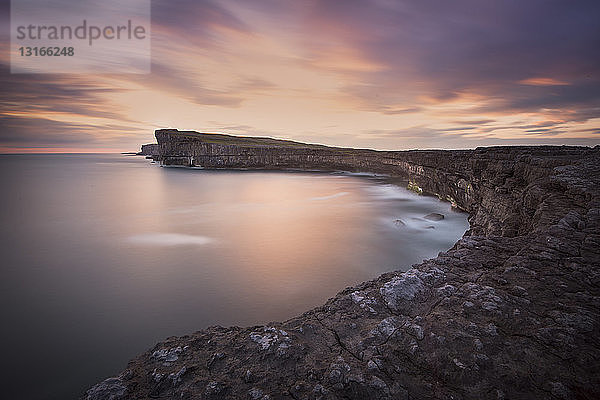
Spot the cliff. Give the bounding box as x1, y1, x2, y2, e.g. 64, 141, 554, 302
137, 143, 159, 157
86, 129, 600, 399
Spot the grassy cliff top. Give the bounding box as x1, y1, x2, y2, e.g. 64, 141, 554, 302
155, 129, 330, 149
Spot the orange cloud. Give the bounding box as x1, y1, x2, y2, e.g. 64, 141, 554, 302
518, 77, 569, 86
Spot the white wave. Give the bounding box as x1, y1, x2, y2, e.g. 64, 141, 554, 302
310, 192, 349, 201
126, 233, 214, 246
364, 185, 412, 200
331, 171, 385, 177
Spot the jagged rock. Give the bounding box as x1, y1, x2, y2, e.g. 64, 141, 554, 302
393, 219, 406, 226
137, 143, 159, 156
424, 212, 445, 221
380, 271, 425, 311
84, 378, 126, 400
86, 131, 600, 399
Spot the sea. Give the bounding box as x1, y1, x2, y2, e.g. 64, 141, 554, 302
0, 154, 469, 399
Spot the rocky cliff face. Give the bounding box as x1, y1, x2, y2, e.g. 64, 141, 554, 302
137, 143, 159, 157
89, 130, 600, 399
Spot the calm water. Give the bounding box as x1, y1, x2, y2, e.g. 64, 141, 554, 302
0, 154, 468, 399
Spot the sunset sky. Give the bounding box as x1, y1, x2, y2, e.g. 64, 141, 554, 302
1, 0, 599, 152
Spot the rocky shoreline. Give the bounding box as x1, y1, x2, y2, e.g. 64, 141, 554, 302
85, 130, 600, 399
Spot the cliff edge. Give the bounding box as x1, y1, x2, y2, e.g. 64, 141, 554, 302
86, 130, 600, 399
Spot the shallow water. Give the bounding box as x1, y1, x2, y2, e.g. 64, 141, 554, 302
0, 154, 468, 399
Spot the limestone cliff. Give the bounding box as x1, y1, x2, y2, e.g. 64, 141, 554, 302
86, 129, 600, 399
137, 143, 159, 157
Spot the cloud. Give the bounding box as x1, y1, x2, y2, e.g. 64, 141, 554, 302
572, 127, 600, 135
143, 62, 244, 107
0, 115, 145, 147
299, 0, 600, 122
451, 119, 496, 125
0, 0, 598, 151
0, 115, 94, 144
235, 77, 278, 93
524, 128, 564, 136
359, 127, 599, 150
151, 0, 251, 46
519, 78, 570, 86
0, 63, 132, 121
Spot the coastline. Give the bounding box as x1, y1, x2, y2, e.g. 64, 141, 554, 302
85, 131, 600, 399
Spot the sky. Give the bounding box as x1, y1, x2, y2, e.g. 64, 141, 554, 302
1, 0, 599, 152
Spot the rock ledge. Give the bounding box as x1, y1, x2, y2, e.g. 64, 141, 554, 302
85, 131, 600, 399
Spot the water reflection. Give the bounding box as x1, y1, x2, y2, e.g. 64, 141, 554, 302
0, 155, 468, 400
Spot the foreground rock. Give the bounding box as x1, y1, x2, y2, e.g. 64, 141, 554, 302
423, 213, 445, 221
86, 131, 600, 399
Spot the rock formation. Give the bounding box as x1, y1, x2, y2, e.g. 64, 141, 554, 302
86, 129, 600, 399
137, 143, 159, 157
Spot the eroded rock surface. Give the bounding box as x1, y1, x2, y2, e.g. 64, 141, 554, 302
85, 131, 600, 399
